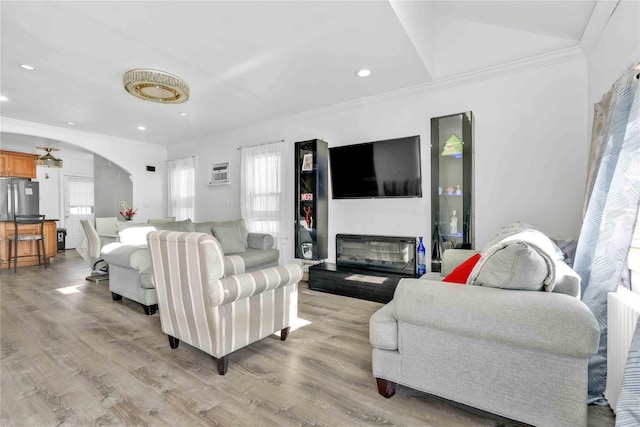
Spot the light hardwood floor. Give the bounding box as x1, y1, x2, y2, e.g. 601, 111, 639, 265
1, 252, 615, 426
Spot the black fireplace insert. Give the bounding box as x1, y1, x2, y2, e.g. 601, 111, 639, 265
336, 234, 416, 276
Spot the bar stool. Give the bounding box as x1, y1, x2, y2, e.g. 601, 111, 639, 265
8, 214, 47, 273
0, 236, 4, 274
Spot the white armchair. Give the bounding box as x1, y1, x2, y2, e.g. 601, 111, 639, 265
147, 230, 303, 374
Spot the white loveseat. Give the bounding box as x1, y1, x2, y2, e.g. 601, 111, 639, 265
102, 219, 279, 315
369, 223, 600, 427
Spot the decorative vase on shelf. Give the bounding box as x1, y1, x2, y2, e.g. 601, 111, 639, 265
417, 237, 426, 277
450, 210, 458, 235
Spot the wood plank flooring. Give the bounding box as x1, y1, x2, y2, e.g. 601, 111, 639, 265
1, 252, 615, 426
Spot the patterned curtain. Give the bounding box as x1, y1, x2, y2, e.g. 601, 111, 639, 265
573, 66, 640, 405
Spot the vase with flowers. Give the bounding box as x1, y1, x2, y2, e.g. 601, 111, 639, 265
119, 201, 137, 221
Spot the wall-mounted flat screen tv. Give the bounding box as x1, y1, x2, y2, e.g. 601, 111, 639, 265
329, 135, 422, 199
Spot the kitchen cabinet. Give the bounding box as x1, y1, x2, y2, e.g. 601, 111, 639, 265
0, 150, 38, 178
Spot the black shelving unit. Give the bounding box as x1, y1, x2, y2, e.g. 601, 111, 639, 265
294, 139, 328, 260
430, 112, 474, 272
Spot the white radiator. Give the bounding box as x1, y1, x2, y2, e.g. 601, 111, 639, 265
605, 286, 640, 413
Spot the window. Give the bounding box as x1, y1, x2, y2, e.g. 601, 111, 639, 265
242, 150, 281, 233
68, 177, 94, 215
240, 141, 289, 260
167, 157, 196, 221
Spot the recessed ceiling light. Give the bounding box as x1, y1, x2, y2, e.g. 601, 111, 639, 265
357, 69, 371, 77
137, 125, 146, 131
0, 95, 8, 102
66, 121, 76, 126
20, 64, 36, 71
178, 112, 188, 116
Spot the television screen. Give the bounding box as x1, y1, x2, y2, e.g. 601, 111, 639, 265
329, 135, 422, 199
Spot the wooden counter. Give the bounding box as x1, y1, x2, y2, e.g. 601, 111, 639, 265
0, 220, 58, 269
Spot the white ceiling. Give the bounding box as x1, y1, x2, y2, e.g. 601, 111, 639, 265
1, 0, 598, 149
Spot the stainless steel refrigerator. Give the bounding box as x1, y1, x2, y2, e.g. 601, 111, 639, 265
0, 178, 40, 221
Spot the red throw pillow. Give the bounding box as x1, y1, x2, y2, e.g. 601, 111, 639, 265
442, 253, 482, 284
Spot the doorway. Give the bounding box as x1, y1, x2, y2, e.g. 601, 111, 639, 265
62, 175, 94, 249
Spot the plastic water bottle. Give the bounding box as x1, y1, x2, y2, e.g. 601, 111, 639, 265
417, 237, 426, 277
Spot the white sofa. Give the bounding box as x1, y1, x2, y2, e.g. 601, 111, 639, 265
369, 223, 600, 427
102, 219, 279, 315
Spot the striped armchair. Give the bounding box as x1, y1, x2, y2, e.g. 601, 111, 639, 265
147, 230, 303, 375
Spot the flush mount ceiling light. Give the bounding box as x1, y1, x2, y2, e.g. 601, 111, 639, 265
123, 68, 189, 104
35, 147, 63, 168
357, 69, 371, 77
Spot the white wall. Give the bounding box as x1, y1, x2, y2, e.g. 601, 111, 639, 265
170, 56, 589, 265
93, 155, 133, 219
586, 0, 640, 110
1, 118, 168, 223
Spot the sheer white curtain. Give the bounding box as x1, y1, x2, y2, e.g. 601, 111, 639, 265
167, 156, 196, 221
240, 141, 292, 263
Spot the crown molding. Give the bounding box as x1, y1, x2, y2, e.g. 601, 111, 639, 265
0, 117, 165, 151
288, 46, 585, 121
418, 46, 585, 91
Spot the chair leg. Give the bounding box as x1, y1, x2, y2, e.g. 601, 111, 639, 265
111, 292, 122, 301
213, 355, 228, 375
376, 378, 396, 398
36, 238, 41, 266
280, 326, 291, 341
168, 335, 179, 349
143, 304, 158, 315
13, 240, 17, 273
41, 238, 47, 268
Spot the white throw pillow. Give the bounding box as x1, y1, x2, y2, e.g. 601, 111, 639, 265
472, 242, 550, 291
213, 225, 247, 254
467, 222, 557, 292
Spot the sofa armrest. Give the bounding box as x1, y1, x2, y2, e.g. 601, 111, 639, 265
247, 232, 275, 250
370, 303, 398, 350
223, 255, 246, 275
441, 249, 479, 276
553, 260, 581, 297
101, 243, 150, 272
208, 263, 302, 306
392, 279, 599, 358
